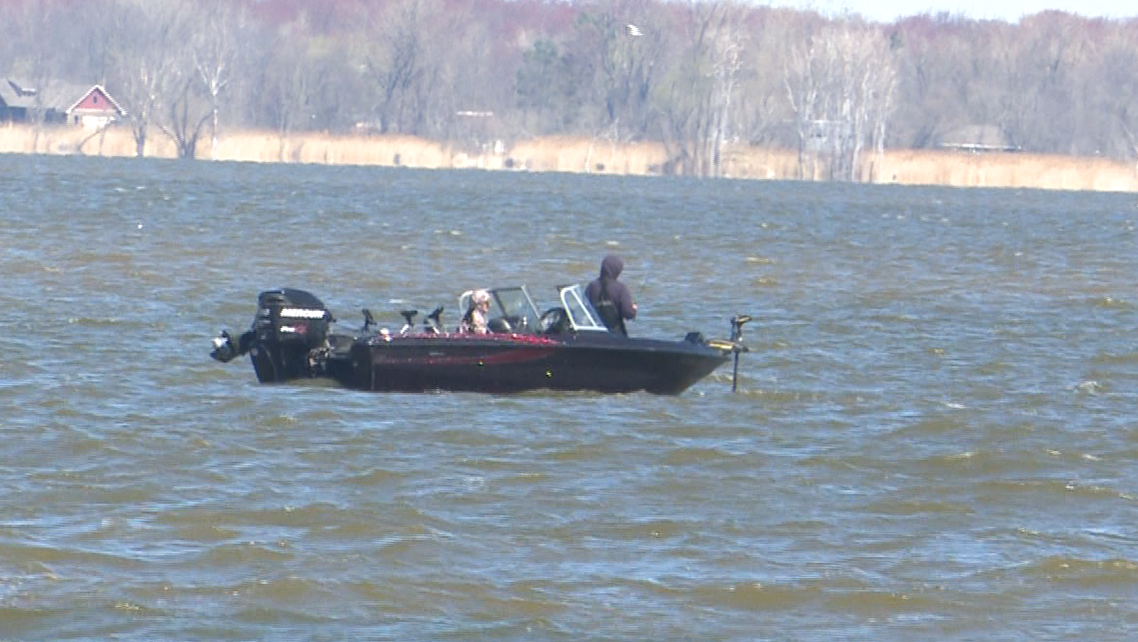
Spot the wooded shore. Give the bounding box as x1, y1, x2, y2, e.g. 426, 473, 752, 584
3, 124, 1136, 193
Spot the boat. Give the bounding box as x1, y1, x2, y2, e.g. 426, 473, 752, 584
209, 283, 750, 395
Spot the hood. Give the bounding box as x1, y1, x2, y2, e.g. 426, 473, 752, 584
599, 255, 624, 280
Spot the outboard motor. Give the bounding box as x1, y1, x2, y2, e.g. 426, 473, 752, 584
249, 288, 333, 383
210, 288, 334, 383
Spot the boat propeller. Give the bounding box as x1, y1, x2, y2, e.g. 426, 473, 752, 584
210, 330, 238, 363
209, 329, 254, 364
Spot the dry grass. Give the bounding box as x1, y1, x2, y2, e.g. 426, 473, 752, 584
2, 123, 1135, 192
506, 136, 669, 174
871, 148, 1138, 192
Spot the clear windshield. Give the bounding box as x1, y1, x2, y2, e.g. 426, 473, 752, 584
557, 284, 608, 332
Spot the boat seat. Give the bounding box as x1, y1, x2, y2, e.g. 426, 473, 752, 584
488, 317, 513, 333
539, 307, 571, 334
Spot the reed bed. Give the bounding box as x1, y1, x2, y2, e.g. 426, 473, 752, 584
1, 123, 1134, 192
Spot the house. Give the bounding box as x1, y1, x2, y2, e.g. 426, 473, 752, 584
66, 85, 126, 128
0, 78, 42, 122
0, 79, 125, 127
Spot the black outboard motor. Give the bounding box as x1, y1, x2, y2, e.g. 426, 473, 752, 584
211, 288, 333, 383
250, 288, 333, 383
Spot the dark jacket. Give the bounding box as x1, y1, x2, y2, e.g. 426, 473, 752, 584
585, 255, 637, 336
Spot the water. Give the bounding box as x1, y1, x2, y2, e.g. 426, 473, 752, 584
2, 153, 1137, 640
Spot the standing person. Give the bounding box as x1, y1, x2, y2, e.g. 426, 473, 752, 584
458, 289, 492, 334
585, 254, 638, 336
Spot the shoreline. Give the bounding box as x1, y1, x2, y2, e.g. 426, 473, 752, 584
3, 124, 1136, 193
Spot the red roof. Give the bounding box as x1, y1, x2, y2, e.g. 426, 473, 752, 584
67, 85, 125, 116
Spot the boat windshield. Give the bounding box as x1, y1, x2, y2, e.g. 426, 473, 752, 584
557, 284, 608, 332
458, 284, 608, 334
458, 286, 542, 333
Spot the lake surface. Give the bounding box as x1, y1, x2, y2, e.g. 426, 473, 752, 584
2, 153, 1137, 640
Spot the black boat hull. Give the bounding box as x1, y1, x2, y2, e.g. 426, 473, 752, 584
334, 333, 729, 394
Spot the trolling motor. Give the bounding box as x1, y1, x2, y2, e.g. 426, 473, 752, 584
729, 314, 752, 392
700, 314, 753, 392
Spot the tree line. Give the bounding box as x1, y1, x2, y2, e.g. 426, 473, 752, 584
2, 0, 1136, 178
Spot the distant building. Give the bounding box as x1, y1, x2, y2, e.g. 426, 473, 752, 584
66, 85, 126, 128
0, 79, 125, 128
0, 78, 42, 122
939, 125, 1020, 153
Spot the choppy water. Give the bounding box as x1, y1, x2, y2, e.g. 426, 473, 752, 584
3, 153, 1138, 640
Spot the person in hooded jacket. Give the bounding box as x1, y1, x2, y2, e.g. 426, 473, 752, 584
585, 255, 638, 336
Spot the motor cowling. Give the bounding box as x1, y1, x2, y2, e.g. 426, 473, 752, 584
250, 288, 333, 383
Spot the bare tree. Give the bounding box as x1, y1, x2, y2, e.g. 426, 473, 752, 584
119, 0, 244, 159
359, 0, 426, 134
108, 0, 193, 157
784, 19, 896, 181
653, 2, 748, 177
569, 0, 666, 148
990, 13, 1083, 154
703, 4, 746, 177
158, 72, 212, 159
192, 0, 250, 159
424, 2, 512, 146
5, 0, 67, 152
730, 8, 795, 149
1065, 19, 1138, 163
890, 15, 977, 149
252, 29, 322, 160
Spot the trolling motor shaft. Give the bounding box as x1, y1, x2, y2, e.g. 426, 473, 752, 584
729, 314, 752, 392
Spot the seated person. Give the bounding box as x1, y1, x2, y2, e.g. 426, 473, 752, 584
458, 289, 491, 334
